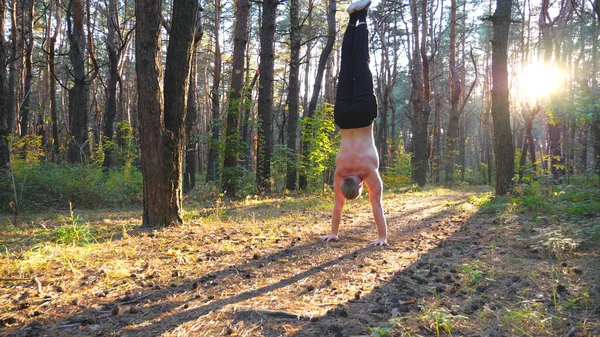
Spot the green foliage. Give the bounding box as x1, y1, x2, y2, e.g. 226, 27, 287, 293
300, 103, 338, 191
0, 161, 142, 212
51, 204, 97, 246
510, 178, 600, 255
460, 262, 484, 285
271, 143, 293, 191
382, 137, 412, 188
369, 326, 391, 337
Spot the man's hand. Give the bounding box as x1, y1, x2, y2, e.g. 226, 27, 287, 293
369, 238, 388, 246
321, 234, 339, 242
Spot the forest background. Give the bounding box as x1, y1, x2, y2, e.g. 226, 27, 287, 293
0, 0, 598, 219
0, 0, 600, 335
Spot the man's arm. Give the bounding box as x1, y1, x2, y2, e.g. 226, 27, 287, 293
366, 171, 388, 246
321, 175, 345, 241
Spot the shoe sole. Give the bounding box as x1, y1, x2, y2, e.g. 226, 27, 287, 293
346, 0, 371, 14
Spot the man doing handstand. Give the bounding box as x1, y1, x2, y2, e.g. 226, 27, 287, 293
320, 0, 388, 246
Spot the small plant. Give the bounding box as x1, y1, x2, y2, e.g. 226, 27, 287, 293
51, 203, 96, 246
460, 263, 484, 285
369, 326, 391, 337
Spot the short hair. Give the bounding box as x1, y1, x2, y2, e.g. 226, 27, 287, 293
341, 176, 361, 200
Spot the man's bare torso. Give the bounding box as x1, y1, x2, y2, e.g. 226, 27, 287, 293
335, 124, 379, 180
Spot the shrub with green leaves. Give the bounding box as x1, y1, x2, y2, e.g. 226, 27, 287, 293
0, 161, 142, 212
300, 103, 338, 191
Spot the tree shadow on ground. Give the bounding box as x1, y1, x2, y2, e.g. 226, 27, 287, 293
8, 190, 599, 337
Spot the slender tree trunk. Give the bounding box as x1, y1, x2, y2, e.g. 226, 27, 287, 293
0, 0, 9, 170
19, 0, 34, 136
518, 106, 539, 180
184, 10, 204, 193
222, 0, 250, 196
299, 0, 336, 189
256, 0, 278, 192
102, 0, 119, 170
47, 0, 62, 159
206, 2, 222, 183
184, 49, 198, 193
285, 0, 300, 191
7, 0, 17, 135
445, 0, 461, 183
490, 0, 514, 195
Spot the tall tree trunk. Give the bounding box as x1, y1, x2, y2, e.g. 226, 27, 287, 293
102, 0, 119, 170
256, 0, 278, 192
302, 0, 314, 117
48, 0, 62, 159
67, 0, 89, 163
299, 0, 335, 189
222, 0, 250, 196
518, 105, 539, 180
206, 2, 222, 183
184, 10, 204, 193
0, 0, 9, 170
19, 0, 34, 136
135, 0, 197, 227
7, 0, 17, 134
285, 0, 300, 191
409, 0, 430, 187
445, 0, 461, 183
591, 14, 600, 184
240, 70, 258, 169
490, 0, 514, 195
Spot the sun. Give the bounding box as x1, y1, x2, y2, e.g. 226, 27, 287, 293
519, 63, 566, 101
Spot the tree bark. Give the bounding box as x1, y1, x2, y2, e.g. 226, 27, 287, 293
67, 0, 89, 163
206, 2, 222, 183
285, 0, 300, 191
409, 0, 430, 187
490, 0, 514, 195
47, 0, 62, 159
19, 0, 34, 136
518, 105, 539, 180
222, 0, 250, 196
445, 0, 461, 183
6, 0, 18, 133
135, 0, 197, 227
102, 0, 119, 170
256, 0, 278, 193
184, 10, 204, 193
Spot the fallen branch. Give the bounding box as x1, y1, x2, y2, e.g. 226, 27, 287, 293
33, 276, 44, 295
250, 309, 313, 321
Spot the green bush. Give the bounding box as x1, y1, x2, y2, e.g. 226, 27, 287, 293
0, 161, 142, 212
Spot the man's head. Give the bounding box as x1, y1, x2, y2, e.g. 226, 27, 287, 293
341, 176, 363, 200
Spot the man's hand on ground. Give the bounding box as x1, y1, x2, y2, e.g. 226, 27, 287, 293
369, 238, 388, 246
320, 234, 339, 242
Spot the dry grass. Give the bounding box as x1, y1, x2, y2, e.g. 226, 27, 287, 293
1, 187, 599, 337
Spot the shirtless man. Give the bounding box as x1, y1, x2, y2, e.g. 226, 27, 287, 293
320, 0, 388, 246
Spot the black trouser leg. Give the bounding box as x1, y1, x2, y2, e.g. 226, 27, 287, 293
335, 25, 355, 107
334, 24, 377, 129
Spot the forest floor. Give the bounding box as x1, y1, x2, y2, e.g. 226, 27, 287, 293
0, 186, 599, 336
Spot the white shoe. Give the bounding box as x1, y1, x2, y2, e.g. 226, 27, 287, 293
346, 0, 371, 14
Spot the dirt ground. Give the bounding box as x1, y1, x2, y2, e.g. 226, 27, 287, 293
1, 187, 599, 336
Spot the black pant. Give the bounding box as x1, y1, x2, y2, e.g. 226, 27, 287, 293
334, 24, 377, 129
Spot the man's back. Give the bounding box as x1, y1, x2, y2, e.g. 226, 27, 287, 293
336, 124, 379, 179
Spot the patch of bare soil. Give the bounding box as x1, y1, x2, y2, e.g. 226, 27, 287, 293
1, 188, 599, 336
